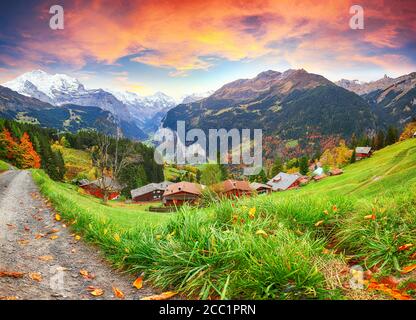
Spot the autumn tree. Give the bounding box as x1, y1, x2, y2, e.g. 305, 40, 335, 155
17, 132, 41, 169
400, 120, 416, 141
92, 132, 142, 203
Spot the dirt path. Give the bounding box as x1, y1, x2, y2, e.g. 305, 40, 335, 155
0, 170, 157, 300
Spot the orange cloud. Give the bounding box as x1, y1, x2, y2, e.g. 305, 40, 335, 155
4, 0, 416, 77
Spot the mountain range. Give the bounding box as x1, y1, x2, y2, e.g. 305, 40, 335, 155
1, 69, 415, 149
163, 69, 416, 146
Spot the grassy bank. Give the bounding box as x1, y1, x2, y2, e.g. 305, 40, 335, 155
0, 159, 10, 172
32, 139, 416, 299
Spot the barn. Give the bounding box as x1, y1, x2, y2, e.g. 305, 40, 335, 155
250, 182, 272, 194
162, 182, 204, 206
355, 147, 373, 160
329, 168, 343, 176
131, 181, 172, 202
267, 172, 301, 191
79, 177, 122, 200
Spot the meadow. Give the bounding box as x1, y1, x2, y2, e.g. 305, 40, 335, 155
31, 138, 416, 299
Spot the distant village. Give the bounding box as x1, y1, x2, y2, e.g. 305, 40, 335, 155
76, 146, 374, 210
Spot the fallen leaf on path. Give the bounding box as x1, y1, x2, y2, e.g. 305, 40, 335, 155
87, 286, 104, 296
141, 291, 177, 300
133, 276, 143, 289
47, 228, 59, 234
55, 213, 61, 221
35, 233, 45, 239
79, 269, 95, 280
17, 239, 29, 245
74, 235, 81, 241
24, 226, 30, 232
6, 223, 16, 229
29, 272, 42, 282
401, 264, 416, 274
0, 271, 25, 278
38, 255, 54, 262
49, 235, 59, 240
112, 287, 125, 299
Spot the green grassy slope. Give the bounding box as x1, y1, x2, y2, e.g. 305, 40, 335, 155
278, 138, 416, 199
32, 139, 416, 300
31, 170, 170, 230
0, 159, 10, 172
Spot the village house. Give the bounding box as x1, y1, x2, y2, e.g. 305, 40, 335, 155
162, 181, 204, 206
312, 166, 324, 176
213, 179, 252, 198
313, 174, 327, 182
267, 172, 301, 191
355, 147, 373, 160
131, 181, 172, 202
250, 182, 272, 194
79, 177, 123, 200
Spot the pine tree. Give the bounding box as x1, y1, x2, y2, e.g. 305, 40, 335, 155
271, 157, 283, 177
299, 156, 309, 175
350, 149, 356, 163
376, 130, 385, 150
385, 126, 399, 146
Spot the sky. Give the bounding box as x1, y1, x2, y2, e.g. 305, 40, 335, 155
0, 0, 415, 99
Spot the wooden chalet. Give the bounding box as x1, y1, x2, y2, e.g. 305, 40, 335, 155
266, 172, 301, 191
355, 147, 373, 160
79, 177, 122, 200
131, 181, 172, 202
250, 182, 272, 194
213, 179, 253, 198
162, 182, 204, 206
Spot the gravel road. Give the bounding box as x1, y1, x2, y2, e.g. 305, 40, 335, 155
0, 170, 157, 300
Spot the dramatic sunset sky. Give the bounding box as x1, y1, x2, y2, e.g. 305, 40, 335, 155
0, 0, 415, 98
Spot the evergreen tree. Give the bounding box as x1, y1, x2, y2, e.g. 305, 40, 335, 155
350, 149, 356, 163
375, 130, 385, 150
385, 126, 399, 146
299, 156, 309, 175
271, 157, 283, 177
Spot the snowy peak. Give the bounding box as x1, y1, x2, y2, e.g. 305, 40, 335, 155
3, 70, 85, 101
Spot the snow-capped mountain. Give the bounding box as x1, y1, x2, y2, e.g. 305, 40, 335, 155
2, 70, 177, 139
180, 90, 214, 104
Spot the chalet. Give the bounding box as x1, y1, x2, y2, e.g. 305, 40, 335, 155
355, 147, 373, 160
329, 168, 343, 176
213, 180, 252, 198
162, 182, 204, 206
80, 177, 123, 200
267, 172, 301, 191
131, 181, 172, 202
298, 176, 310, 185
313, 174, 327, 182
250, 182, 272, 194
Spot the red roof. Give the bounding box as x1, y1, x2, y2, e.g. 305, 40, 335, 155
221, 180, 252, 193
163, 182, 203, 197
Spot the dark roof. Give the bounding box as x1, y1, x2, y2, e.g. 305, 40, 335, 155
88, 177, 123, 191
131, 181, 172, 198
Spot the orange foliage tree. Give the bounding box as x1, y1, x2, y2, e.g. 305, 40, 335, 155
18, 132, 41, 169
0, 129, 41, 169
